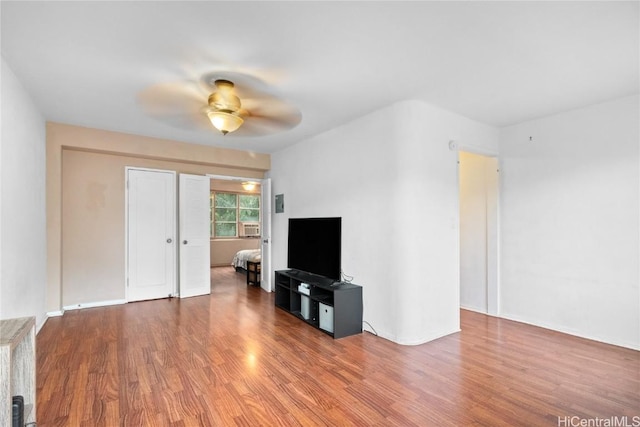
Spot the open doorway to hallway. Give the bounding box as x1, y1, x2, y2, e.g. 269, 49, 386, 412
459, 151, 499, 315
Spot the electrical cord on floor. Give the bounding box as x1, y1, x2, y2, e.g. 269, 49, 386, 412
339, 271, 375, 335
363, 320, 378, 336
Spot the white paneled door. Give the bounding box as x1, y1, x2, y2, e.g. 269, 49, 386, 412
179, 174, 211, 298
126, 168, 176, 302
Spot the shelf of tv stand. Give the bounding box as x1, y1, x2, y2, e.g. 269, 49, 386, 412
275, 270, 363, 339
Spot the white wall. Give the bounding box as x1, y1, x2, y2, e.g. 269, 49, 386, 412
0, 57, 47, 330
500, 95, 639, 350
269, 100, 499, 344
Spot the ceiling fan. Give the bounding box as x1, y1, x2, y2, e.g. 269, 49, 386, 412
137, 71, 302, 137
206, 79, 244, 135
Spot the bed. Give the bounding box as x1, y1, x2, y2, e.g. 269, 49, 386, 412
232, 249, 261, 270
233, 249, 262, 286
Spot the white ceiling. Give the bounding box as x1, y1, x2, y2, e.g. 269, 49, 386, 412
2, 1, 638, 154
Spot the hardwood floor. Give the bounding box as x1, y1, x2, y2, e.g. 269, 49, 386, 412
36, 267, 639, 426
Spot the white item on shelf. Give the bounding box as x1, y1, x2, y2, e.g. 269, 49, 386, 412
319, 302, 334, 333
298, 283, 311, 295
301, 295, 310, 319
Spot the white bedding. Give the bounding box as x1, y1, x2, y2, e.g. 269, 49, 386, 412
232, 249, 261, 269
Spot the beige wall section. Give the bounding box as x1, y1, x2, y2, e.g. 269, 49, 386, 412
48, 122, 270, 310
210, 239, 260, 267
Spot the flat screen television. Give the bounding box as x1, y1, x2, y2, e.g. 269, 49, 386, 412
287, 217, 341, 281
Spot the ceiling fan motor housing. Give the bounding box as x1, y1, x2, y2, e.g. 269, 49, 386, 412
208, 92, 241, 113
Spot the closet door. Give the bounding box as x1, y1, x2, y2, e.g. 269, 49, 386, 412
179, 174, 211, 298
126, 168, 176, 302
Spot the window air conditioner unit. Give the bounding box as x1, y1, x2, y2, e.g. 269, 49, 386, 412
240, 222, 260, 237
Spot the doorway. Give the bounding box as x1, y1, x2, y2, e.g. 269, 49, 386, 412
459, 151, 499, 315
208, 174, 272, 292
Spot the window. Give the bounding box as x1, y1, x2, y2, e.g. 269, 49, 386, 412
239, 194, 260, 222
212, 192, 237, 237
211, 192, 260, 238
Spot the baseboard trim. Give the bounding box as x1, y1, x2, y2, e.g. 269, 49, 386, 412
379, 327, 462, 346
459, 305, 487, 315
499, 312, 640, 351
63, 299, 127, 311
46, 310, 65, 317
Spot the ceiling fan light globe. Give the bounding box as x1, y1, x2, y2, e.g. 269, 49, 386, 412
207, 110, 244, 135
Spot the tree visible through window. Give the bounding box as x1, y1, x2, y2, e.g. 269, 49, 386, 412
239, 194, 260, 222
211, 192, 260, 238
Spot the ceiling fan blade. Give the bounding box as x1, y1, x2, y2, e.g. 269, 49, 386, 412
137, 80, 214, 130
233, 114, 301, 137
223, 83, 302, 136
242, 96, 301, 118
137, 80, 206, 115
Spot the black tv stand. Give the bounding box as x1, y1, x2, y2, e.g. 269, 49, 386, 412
275, 270, 363, 339
286, 269, 335, 286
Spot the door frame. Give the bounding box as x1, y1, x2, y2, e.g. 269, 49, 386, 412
124, 167, 178, 301
259, 177, 272, 293
451, 141, 500, 317
207, 173, 272, 292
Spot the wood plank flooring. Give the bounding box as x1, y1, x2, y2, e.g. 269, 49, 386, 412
36, 267, 639, 426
